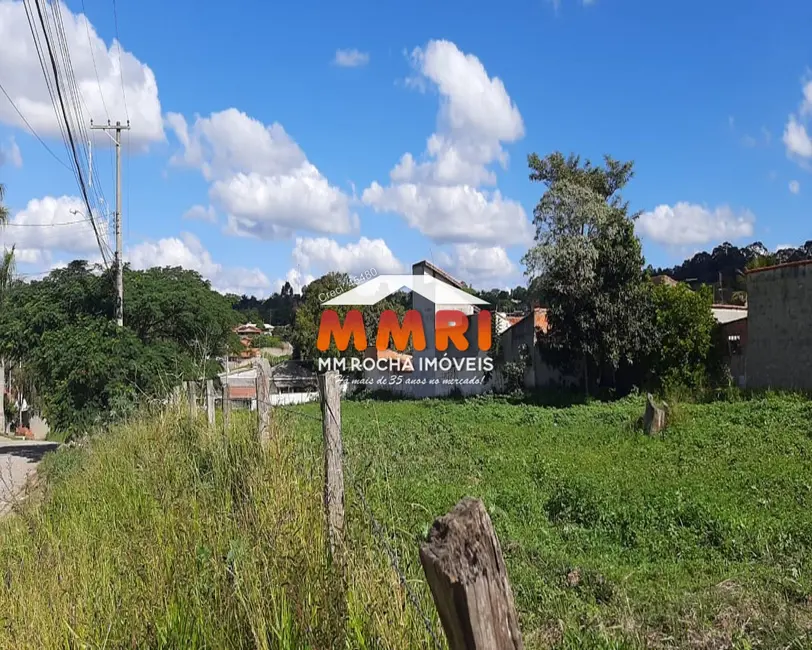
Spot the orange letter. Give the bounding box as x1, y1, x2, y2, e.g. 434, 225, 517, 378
317, 310, 367, 352
478, 310, 492, 351
377, 310, 426, 352
436, 310, 468, 351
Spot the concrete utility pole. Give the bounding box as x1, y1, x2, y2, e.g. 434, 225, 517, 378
90, 119, 130, 326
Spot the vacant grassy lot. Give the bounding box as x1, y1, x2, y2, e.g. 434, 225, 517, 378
0, 409, 438, 649
283, 394, 812, 649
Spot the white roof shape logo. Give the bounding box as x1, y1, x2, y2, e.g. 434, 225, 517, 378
322, 274, 488, 306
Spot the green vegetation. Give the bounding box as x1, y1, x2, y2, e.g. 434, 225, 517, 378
647, 283, 719, 391
0, 263, 238, 434
0, 409, 437, 648
253, 333, 283, 348
280, 395, 811, 649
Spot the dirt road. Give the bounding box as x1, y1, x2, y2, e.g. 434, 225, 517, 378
0, 440, 59, 515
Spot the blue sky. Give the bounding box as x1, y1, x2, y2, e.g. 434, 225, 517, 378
0, 0, 811, 295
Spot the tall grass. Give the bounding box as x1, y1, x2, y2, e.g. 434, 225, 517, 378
0, 407, 441, 649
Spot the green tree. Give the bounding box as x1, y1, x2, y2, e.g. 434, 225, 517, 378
0, 261, 239, 434
291, 273, 406, 361
648, 283, 717, 390
522, 152, 650, 393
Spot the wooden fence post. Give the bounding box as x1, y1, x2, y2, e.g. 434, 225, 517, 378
256, 359, 271, 447
186, 381, 198, 417
318, 371, 344, 558
206, 379, 215, 426
223, 383, 231, 433
419, 497, 524, 650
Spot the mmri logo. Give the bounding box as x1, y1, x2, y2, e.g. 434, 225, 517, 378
317, 274, 492, 353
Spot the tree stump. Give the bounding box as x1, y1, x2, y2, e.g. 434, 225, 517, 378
419, 497, 523, 650
643, 393, 667, 436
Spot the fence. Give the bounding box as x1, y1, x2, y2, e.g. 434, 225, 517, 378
177, 369, 525, 650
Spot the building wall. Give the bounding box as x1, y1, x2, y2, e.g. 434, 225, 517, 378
410, 262, 486, 397
496, 315, 575, 390
747, 262, 812, 390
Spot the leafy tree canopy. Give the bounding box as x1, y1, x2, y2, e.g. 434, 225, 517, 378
523, 152, 650, 390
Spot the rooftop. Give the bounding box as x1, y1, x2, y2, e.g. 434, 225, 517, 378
413, 259, 467, 291
745, 259, 812, 276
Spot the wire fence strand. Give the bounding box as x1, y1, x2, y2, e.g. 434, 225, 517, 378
272, 399, 443, 649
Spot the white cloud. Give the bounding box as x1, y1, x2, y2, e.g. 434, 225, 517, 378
0, 137, 22, 167
273, 268, 315, 294
783, 79, 812, 161
789, 180, 801, 194
127, 232, 271, 296
182, 204, 217, 223
292, 236, 404, 275
0, 0, 163, 146
783, 115, 812, 159
167, 108, 356, 239
637, 202, 756, 246
333, 49, 369, 68
363, 183, 530, 245
362, 40, 533, 247
437, 244, 517, 288
2, 195, 110, 265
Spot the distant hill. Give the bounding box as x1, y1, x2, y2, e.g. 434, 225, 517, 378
652, 240, 812, 303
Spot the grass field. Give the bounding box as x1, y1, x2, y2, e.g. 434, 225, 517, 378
0, 408, 438, 649
282, 393, 812, 649
0, 394, 810, 648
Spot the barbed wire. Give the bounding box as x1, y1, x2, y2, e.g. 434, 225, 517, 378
271, 399, 443, 649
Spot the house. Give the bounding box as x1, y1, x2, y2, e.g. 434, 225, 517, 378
234, 323, 263, 337
218, 364, 258, 410
496, 308, 574, 390
268, 360, 318, 395
712, 304, 748, 387
745, 259, 812, 391
409, 260, 489, 397
263, 323, 275, 333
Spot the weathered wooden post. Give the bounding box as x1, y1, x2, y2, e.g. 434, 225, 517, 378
206, 379, 215, 426
256, 359, 271, 447
419, 497, 524, 650
222, 383, 231, 433
318, 370, 344, 558
186, 381, 198, 417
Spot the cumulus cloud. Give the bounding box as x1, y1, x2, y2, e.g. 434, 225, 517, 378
2, 195, 110, 267
637, 202, 756, 246
273, 268, 316, 294
0, 0, 163, 146
333, 49, 369, 67
167, 108, 356, 239
436, 244, 517, 288
0, 137, 22, 167
182, 204, 217, 223
127, 232, 271, 296
783, 79, 812, 161
362, 40, 533, 247
789, 180, 801, 195
292, 236, 404, 276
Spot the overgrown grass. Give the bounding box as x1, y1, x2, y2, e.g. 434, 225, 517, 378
283, 393, 812, 649
0, 407, 440, 649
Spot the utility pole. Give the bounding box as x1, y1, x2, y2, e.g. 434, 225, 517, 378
90, 119, 130, 326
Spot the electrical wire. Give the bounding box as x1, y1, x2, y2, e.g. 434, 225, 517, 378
0, 80, 72, 172
29, 0, 109, 268
111, 0, 129, 122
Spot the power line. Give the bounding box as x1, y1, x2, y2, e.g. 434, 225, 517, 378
0, 80, 72, 172
1, 219, 95, 228
111, 0, 129, 122
28, 0, 110, 268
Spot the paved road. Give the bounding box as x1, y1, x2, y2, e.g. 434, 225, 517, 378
0, 440, 59, 515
